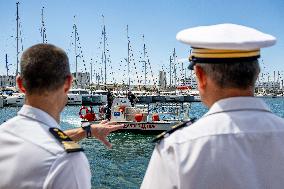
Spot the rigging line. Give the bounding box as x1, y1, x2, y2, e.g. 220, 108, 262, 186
149, 61, 157, 85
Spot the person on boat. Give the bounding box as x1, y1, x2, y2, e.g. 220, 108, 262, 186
141, 24, 284, 189
105, 89, 114, 120
127, 91, 137, 107
0, 44, 123, 189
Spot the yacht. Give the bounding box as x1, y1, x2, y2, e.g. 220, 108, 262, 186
91, 90, 108, 105
1, 91, 25, 107
67, 88, 90, 105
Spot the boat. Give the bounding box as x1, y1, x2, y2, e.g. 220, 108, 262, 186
134, 91, 153, 103
2, 93, 25, 107
79, 97, 191, 134
0, 95, 4, 108
91, 90, 108, 105
67, 88, 90, 105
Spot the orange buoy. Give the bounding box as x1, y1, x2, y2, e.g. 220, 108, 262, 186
119, 105, 126, 112
152, 113, 160, 121
135, 113, 143, 122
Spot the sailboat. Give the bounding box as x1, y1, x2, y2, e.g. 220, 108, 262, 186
2, 2, 25, 107
66, 17, 92, 105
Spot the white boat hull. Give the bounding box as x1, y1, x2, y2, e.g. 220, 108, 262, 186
90, 120, 181, 134
4, 94, 25, 106
120, 121, 180, 131
67, 94, 82, 105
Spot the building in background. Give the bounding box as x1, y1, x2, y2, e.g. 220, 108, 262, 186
72, 72, 90, 89
178, 75, 197, 89
256, 81, 281, 90
159, 71, 167, 90
0, 75, 16, 87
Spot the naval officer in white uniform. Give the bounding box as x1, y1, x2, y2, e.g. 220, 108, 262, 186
0, 44, 123, 189
141, 24, 284, 189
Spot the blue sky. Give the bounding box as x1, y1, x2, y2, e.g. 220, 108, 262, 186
0, 0, 283, 84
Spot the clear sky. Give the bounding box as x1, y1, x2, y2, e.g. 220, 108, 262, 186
0, 0, 283, 84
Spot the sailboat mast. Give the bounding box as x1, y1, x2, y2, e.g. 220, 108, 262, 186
103, 24, 106, 86
173, 48, 177, 87
90, 58, 93, 84
16, 2, 19, 76
127, 25, 130, 89
101, 52, 103, 85
169, 56, 172, 88
5, 54, 8, 76
41, 7, 46, 43
143, 35, 146, 87
74, 22, 78, 85
184, 62, 186, 79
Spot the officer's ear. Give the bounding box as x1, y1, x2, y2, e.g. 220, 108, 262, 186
64, 74, 73, 94
16, 75, 26, 94
194, 65, 207, 91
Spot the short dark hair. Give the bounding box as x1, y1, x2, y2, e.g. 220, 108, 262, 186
20, 44, 70, 94
197, 60, 260, 89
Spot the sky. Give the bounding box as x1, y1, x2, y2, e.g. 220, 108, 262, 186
0, 0, 284, 84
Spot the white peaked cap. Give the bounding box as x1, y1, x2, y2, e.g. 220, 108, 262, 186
176, 23, 276, 50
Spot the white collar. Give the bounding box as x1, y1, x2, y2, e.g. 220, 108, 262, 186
204, 97, 270, 117
18, 105, 59, 129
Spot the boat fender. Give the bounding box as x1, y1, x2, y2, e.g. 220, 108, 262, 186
152, 113, 160, 121
135, 113, 143, 122
152, 118, 197, 143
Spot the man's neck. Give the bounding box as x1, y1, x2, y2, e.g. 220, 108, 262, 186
25, 93, 63, 123
206, 87, 254, 108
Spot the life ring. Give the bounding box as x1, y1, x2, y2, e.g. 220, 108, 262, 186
79, 106, 96, 121
79, 106, 89, 119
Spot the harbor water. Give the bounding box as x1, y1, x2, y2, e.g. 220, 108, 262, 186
1, 98, 284, 188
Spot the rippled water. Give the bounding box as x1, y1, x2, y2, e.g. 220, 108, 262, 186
1, 98, 284, 188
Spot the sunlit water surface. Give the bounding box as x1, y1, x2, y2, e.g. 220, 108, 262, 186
0, 98, 283, 188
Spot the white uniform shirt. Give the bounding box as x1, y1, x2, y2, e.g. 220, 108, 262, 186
0, 105, 91, 189
141, 97, 284, 189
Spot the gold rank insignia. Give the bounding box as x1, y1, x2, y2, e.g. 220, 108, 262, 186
49, 127, 84, 153
152, 118, 196, 143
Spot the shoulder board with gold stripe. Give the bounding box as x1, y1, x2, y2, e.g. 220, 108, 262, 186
49, 127, 84, 153
152, 118, 196, 143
